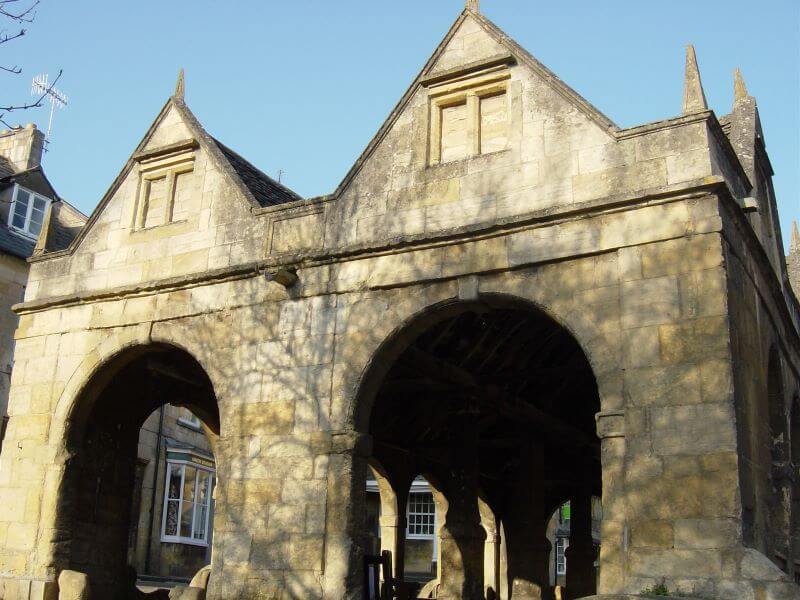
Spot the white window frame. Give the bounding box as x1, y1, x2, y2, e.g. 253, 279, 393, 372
405, 491, 437, 540
8, 184, 50, 239
177, 412, 201, 430
556, 536, 567, 576
160, 459, 215, 547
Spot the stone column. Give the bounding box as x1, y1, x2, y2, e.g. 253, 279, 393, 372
504, 442, 550, 600
322, 431, 371, 600
564, 492, 596, 598
479, 496, 500, 598
437, 418, 486, 600
594, 410, 626, 595
377, 475, 410, 599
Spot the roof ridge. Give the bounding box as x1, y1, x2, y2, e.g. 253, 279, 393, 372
211, 137, 302, 202
470, 11, 618, 132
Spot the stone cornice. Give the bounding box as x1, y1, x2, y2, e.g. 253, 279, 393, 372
420, 53, 515, 87
132, 138, 198, 162
14, 178, 727, 315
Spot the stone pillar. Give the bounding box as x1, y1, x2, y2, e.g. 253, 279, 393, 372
438, 418, 485, 600
478, 496, 500, 599
594, 410, 626, 595
504, 442, 550, 600
376, 475, 410, 599
564, 493, 596, 599
321, 431, 371, 600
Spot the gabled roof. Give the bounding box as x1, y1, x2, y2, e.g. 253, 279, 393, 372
1, 165, 61, 201
0, 165, 85, 259
213, 138, 302, 207
45, 95, 303, 258
332, 8, 618, 198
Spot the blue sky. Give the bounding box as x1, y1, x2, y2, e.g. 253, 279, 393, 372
4, 0, 799, 249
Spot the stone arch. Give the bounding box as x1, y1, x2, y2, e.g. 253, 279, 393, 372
352, 292, 603, 599
44, 337, 221, 598
351, 291, 611, 433
50, 324, 224, 455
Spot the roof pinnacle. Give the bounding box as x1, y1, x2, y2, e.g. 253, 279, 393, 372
734, 67, 749, 102
682, 45, 708, 114
174, 68, 185, 100
792, 220, 800, 252
466, 0, 479, 13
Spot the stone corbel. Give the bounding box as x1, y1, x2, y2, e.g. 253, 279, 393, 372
595, 410, 625, 439
330, 430, 373, 457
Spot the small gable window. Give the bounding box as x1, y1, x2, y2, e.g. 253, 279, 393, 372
9, 185, 49, 239
425, 56, 513, 166
132, 140, 197, 231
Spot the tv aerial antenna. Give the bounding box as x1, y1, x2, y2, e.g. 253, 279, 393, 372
31, 73, 68, 147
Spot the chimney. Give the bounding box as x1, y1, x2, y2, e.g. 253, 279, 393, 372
0, 123, 45, 172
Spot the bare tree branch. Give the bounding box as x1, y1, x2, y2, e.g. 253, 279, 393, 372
0, 0, 53, 126
0, 0, 39, 23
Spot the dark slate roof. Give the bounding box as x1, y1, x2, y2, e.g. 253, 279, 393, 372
0, 226, 35, 259
213, 138, 302, 207
0, 157, 13, 179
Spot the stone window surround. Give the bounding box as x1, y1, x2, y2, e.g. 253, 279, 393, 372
160, 458, 215, 547
132, 140, 197, 231
426, 59, 512, 166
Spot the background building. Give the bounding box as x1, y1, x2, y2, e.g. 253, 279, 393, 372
0, 125, 86, 449
129, 405, 216, 586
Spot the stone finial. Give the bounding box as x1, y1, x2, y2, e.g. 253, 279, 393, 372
682, 45, 708, 114
734, 67, 749, 102
789, 220, 800, 298
175, 68, 185, 100
465, 0, 479, 12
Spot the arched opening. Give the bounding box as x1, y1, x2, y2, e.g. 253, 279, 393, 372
356, 296, 601, 600
55, 343, 220, 599
791, 394, 800, 581
545, 497, 602, 596
767, 347, 789, 569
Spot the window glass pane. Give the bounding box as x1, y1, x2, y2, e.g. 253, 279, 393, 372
168, 465, 182, 500
165, 500, 180, 536
12, 191, 29, 230
28, 218, 42, 236
407, 492, 436, 537
14, 190, 30, 213
32, 196, 46, 211
193, 505, 207, 540
197, 471, 210, 504
183, 466, 197, 502
180, 500, 194, 537
11, 213, 26, 229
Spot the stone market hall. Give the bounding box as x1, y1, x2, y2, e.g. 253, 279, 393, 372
1, 2, 799, 599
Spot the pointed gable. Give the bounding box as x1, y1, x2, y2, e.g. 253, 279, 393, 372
329, 10, 622, 247
25, 94, 303, 300
429, 14, 507, 76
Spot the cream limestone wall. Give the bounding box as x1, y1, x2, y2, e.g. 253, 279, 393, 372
0, 8, 797, 600
0, 254, 27, 438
